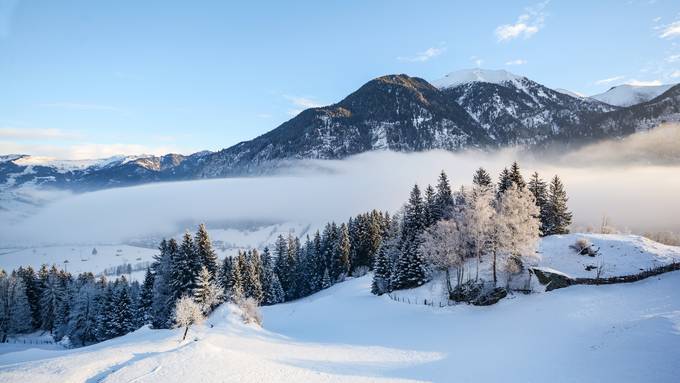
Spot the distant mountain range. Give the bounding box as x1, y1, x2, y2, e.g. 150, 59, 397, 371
2, 69, 679, 192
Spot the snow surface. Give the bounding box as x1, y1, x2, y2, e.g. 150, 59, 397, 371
590, 83, 675, 107
537, 233, 680, 278
432, 68, 524, 89
2, 272, 680, 382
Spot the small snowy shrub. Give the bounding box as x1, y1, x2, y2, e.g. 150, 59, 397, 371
570, 238, 598, 256
238, 297, 262, 325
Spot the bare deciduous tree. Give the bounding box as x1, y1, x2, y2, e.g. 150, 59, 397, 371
174, 296, 204, 341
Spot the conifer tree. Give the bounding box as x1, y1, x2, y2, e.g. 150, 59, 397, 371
16, 266, 41, 329
509, 161, 526, 190
545, 175, 573, 235
39, 269, 63, 334
152, 239, 175, 329
230, 252, 245, 300
423, 184, 437, 227
371, 243, 392, 295
244, 250, 264, 303
138, 267, 154, 325
497, 167, 512, 197
528, 172, 550, 235
321, 268, 331, 289
473, 167, 493, 190
433, 171, 454, 220
260, 247, 284, 305
193, 266, 223, 313
194, 224, 219, 280
170, 232, 200, 300
219, 256, 234, 295
337, 223, 351, 279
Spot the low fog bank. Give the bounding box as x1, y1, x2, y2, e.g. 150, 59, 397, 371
1, 144, 679, 246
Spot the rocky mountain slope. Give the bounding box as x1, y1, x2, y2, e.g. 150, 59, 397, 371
2, 69, 679, 191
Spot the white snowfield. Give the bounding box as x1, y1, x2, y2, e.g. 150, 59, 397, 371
0, 222, 309, 280
432, 68, 524, 89
590, 83, 675, 107
2, 272, 680, 382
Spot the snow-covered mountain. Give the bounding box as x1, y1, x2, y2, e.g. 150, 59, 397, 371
591, 83, 676, 107
2, 69, 680, 191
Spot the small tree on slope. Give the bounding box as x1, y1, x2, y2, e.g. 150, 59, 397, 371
174, 296, 204, 341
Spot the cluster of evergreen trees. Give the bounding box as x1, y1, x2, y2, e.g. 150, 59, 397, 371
219, 211, 391, 305
0, 264, 143, 346
372, 162, 572, 296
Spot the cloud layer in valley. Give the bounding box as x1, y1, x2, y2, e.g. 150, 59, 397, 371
2, 128, 680, 246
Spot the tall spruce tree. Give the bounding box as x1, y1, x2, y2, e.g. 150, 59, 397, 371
434, 171, 454, 221
194, 224, 219, 280
424, 184, 437, 227
528, 172, 550, 236
497, 167, 512, 197
546, 175, 573, 235
508, 161, 526, 190
138, 267, 154, 325
473, 167, 493, 190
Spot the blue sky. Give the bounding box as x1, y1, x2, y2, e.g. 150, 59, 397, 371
1, 0, 680, 159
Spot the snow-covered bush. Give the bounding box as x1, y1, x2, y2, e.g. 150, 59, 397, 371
174, 296, 204, 340
351, 266, 370, 278
238, 297, 262, 325
570, 238, 598, 256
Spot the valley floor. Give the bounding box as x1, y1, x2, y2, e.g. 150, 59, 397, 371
1, 272, 680, 382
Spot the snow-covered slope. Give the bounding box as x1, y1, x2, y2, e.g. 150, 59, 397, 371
2, 272, 680, 382
591, 83, 676, 107
537, 233, 680, 278
554, 88, 586, 99
431, 68, 524, 89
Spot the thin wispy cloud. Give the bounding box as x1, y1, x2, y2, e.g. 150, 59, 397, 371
667, 54, 680, 63
285, 96, 324, 116
397, 46, 446, 62
495, 1, 549, 42
505, 59, 528, 65
671, 70, 680, 78
40, 102, 124, 112
659, 20, 680, 39
0, 127, 83, 141
595, 76, 625, 85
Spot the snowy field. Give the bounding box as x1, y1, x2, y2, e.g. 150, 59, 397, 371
0, 222, 309, 280
1, 272, 679, 382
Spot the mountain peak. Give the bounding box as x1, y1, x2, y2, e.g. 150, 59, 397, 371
432, 68, 524, 89
591, 83, 676, 107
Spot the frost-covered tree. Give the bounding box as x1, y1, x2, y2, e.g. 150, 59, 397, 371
110, 278, 135, 337
193, 266, 223, 314
194, 224, 219, 280
462, 186, 495, 281
243, 250, 263, 303
545, 175, 573, 235
174, 296, 203, 341
420, 220, 466, 295
230, 252, 245, 301
491, 184, 540, 286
